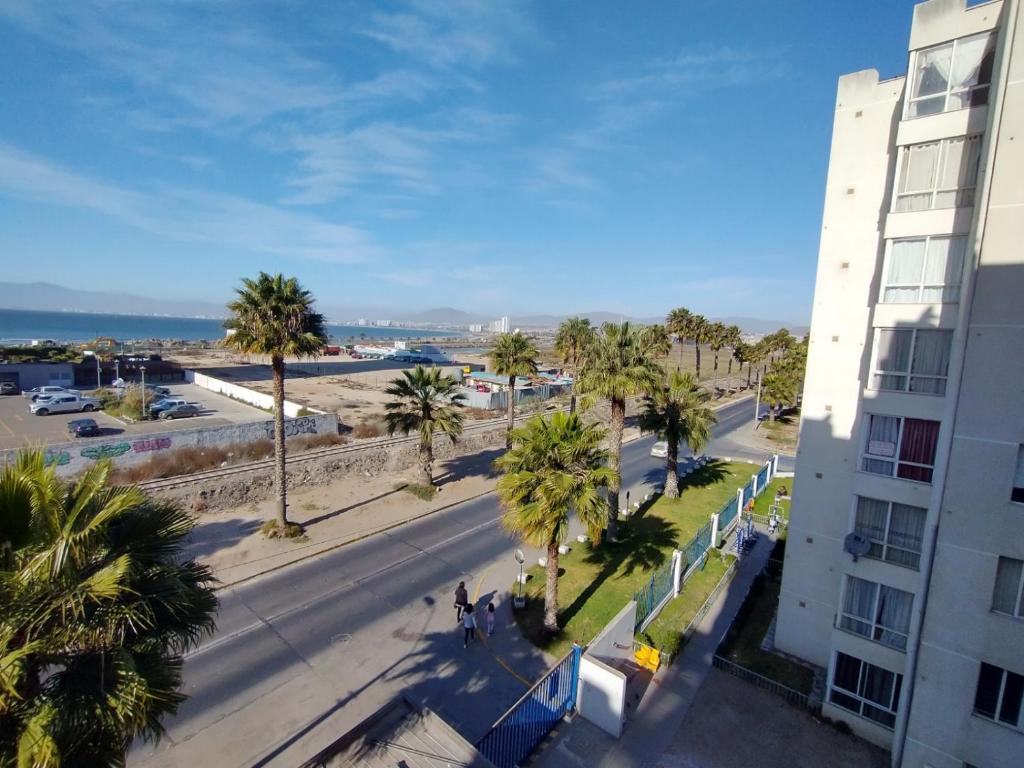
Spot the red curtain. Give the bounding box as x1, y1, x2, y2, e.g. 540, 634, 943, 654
897, 419, 939, 482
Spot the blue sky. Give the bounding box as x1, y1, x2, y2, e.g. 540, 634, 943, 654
0, 1, 920, 322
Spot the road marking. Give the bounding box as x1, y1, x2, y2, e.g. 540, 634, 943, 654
0, 418, 14, 437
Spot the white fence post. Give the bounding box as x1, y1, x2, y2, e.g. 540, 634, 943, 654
672, 549, 683, 597
736, 488, 743, 519
710, 515, 720, 552
772, 453, 779, 477
751, 473, 759, 497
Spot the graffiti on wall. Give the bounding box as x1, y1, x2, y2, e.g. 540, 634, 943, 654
133, 437, 172, 453
44, 449, 71, 466
81, 443, 132, 461
263, 416, 318, 440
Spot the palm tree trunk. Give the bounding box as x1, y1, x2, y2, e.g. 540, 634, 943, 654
694, 344, 701, 379
506, 375, 516, 448
271, 354, 288, 527
544, 541, 559, 633
605, 396, 625, 542
665, 433, 679, 499
768, 406, 776, 423
727, 357, 733, 376
746, 363, 752, 388
420, 436, 434, 488
713, 352, 719, 395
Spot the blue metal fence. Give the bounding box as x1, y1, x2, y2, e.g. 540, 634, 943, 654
757, 464, 770, 492
740, 478, 755, 507
717, 495, 738, 533
476, 644, 582, 768
681, 518, 714, 575
634, 557, 675, 630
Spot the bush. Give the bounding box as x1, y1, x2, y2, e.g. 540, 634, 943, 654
296, 406, 313, 417
353, 420, 384, 439
402, 483, 437, 501
259, 520, 306, 539
108, 440, 275, 484
290, 432, 346, 450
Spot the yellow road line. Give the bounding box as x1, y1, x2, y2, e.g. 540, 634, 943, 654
0, 418, 15, 437
472, 564, 532, 687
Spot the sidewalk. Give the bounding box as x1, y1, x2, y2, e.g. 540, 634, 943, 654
531, 531, 775, 768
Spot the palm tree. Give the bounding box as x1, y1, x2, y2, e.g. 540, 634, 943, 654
489, 332, 539, 448
733, 340, 754, 388
723, 325, 742, 378
224, 272, 326, 531
495, 413, 615, 633
0, 451, 217, 767
707, 321, 728, 396
554, 317, 595, 414
577, 322, 662, 542
761, 370, 799, 422
665, 307, 693, 373
638, 323, 672, 359
690, 314, 710, 380
638, 372, 716, 499
384, 366, 466, 489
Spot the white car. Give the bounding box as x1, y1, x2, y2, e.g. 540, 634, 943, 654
650, 441, 669, 458
22, 386, 81, 401
30, 395, 101, 416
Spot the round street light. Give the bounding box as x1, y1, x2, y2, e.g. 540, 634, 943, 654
513, 549, 526, 610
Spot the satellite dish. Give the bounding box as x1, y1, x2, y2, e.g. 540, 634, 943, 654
514, 549, 525, 564
843, 533, 871, 561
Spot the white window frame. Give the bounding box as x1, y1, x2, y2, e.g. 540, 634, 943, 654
880, 236, 966, 305
992, 556, 1024, 620
891, 135, 983, 212
974, 663, 1024, 730
906, 32, 995, 118
829, 652, 903, 729
869, 328, 952, 396
838, 576, 913, 651
853, 497, 926, 570
860, 414, 939, 483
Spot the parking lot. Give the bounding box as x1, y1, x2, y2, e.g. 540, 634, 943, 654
0, 383, 272, 451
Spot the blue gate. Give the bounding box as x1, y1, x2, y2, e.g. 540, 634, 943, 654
476, 644, 582, 768
634, 558, 675, 630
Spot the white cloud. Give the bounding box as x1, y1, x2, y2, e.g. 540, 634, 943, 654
0, 144, 380, 264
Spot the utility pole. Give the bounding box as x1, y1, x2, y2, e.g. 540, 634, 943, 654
96, 355, 101, 389
754, 370, 762, 429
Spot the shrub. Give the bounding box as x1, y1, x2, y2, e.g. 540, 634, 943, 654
353, 420, 384, 439
402, 483, 437, 501
259, 520, 306, 539
290, 432, 346, 450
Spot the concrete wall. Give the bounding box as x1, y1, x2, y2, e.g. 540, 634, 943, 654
4, 412, 338, 477
577, 601, 635, 738
0, 362, 74, 390
458, 385, 555, 412
186, 370, 322, 417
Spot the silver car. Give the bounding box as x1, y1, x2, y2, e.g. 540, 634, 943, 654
22, 385, 81, 401
30, 395, 102, 416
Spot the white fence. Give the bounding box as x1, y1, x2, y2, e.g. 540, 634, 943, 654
186, 370, 322, 417
578, 600, 635, 738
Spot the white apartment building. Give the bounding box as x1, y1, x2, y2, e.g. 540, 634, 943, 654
488, 316, 510, 334
775, 1, 1024, 767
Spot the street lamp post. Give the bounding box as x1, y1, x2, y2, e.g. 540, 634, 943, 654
96, 355, 101, 389
114, 359, 119, 381
140, 365, 146, 420
513, 549, 526, 609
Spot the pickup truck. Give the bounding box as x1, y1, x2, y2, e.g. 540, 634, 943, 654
30, 395, 102, 416
22, 386, 81, 401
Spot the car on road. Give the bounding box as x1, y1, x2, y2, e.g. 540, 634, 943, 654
144, 384, 172, 397
650, 441, 670, 458
147, 397, 187, 417
30, 395, 102, 416
157, 403, 200, 420
0, 382, 19, 395
67, 418, 103, 438
22, 385, 81, 401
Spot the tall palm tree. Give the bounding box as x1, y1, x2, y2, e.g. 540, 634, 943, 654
224, 272, 326, 531
554, 317, 595, 414
495, 413, 615, 633
761, 370, 799, 422
638, 372, 716, 499
689, 314, 710, 380
489, 332, 539, 448
384, 366, 466, 489
0, 451, 217, 767
665, 307, 693, 373
733, 340, 754, 388
707, 321, 728, 396
577, 322, 662, 542
724, 325, 743, 378
638, 323, 672, 359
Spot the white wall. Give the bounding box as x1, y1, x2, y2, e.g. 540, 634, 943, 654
186, 370, 321, 417
577, 657, 626, 739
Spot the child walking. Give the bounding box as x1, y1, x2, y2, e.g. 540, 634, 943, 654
486, 602, 496, 636
463, 604, 476, 647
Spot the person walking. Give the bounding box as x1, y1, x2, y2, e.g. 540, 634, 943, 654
454, 581, 468, 622
463, 603, 477, 647
486, 602, 496, 636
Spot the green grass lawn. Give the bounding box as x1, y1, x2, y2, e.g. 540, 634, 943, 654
752, 476, 792, 520
718, 575, 813, 694
514, 459, 759, 659
638, 548, 734, 659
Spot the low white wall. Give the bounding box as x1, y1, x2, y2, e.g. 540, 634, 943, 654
578, 656, 626, 739
7, 412, 338, 477
186, 370, 321, 417
587, 600, 636, 666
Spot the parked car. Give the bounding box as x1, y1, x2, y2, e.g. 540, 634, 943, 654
30, 395, 102, 416
158, 403, 200, 420
22, 386, 81, 401
147, 397, 187, 416
144, 384, 172, 397
650, 441, 670, 458
67, 418, 102, 438
0, 382, 19, 395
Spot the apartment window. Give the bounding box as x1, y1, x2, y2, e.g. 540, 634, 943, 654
992, 557, 1024, 619
862, 415, 940, 483
1013, 446, 1024, 504
974, 662, 1024, 729
908, 32, 995, 118
840, 576, 914, 651
854, 497, 926, 569
881, 237, 966, 304
871, 329, 953, 395
894, 136, 982, 212
830, 652, 903, 728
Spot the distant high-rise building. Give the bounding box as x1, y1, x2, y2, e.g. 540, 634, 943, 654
774, 2, 1024, 767
468, 323, 484, 333
356, 318, 368, 327
487, 316, 510, 334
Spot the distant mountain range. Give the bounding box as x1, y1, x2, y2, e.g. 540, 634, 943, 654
0, 282, 807, 336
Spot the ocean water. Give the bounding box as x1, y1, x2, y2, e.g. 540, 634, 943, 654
0, 308, 457, 344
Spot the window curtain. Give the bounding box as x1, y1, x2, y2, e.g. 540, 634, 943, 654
912, 43, 952, 116
887, 504, 926, 568
993, 557, 1023, 615
856, 497, 889, 559
832, 652, 862, 694
842, 577, 877, 638
922, 237, 965, 302
874, 329, 912, 390
885, 240, 926, 302
896, 144, 938, 211
950, 34, 992, 92
910, 330, 952, 394
898, 419, 939, 481
876, 586, 912, 650
864, 415, 899, 475
861, 663, 896, 708
936, 136, 982, 208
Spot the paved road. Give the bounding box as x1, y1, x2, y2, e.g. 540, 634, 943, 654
131, 397, 785, 767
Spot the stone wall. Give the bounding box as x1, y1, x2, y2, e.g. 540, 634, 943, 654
5, 413, 339, 477
151, 424, 507, 512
